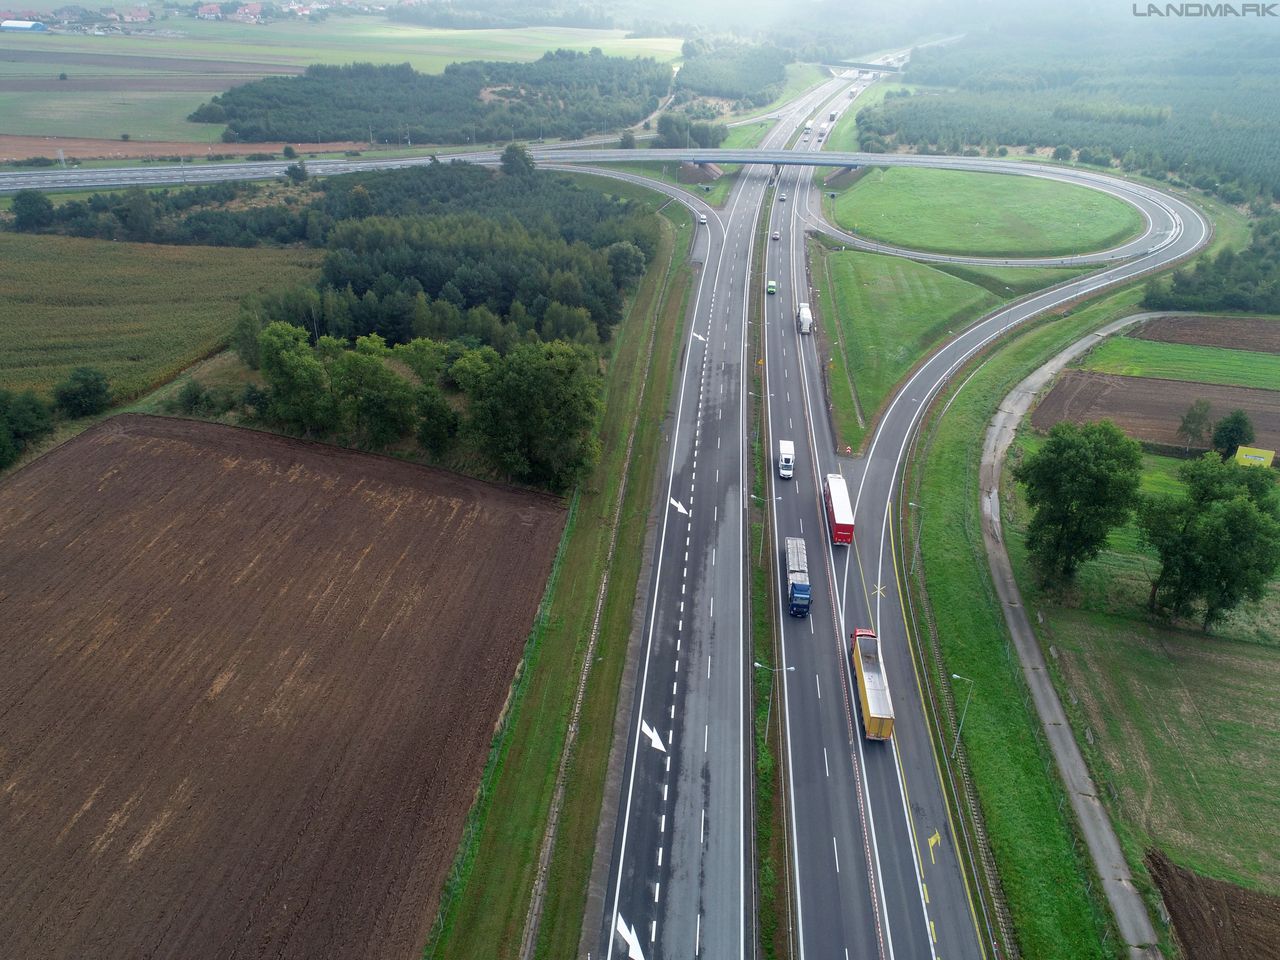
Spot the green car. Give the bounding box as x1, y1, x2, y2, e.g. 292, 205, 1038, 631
767, 280, 778, 294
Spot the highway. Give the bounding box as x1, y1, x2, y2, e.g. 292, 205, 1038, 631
0, 73, 1211, 960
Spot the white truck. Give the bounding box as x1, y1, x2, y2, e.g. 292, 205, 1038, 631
796, 302, 813, 335
778, 440, 795, 479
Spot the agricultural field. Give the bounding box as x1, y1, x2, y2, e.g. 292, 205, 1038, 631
1030, 370, 1280, 451
0, 232, 320, 402
1082, 336, 1280, 391
827, 166, 1144, 258
1132, 313, 1280, 354
0, 22, 682, 144
0, 414, 565, 960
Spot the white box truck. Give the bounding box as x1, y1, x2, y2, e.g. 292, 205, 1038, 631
796, 302, 813, 334
778, 440, 795, 479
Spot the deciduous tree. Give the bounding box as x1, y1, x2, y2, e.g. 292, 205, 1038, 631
53, 367, 111, 418
1177, 398, 1211, 452
1212, 409, 1255, 459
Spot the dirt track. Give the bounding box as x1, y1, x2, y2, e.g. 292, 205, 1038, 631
1133, 314, 1280, 354
1031, 370, 1280, 449
0, 415, 565, 960
1147, 851, 1280, 960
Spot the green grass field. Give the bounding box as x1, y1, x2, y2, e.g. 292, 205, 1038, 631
0, 233, 320, 401
1003, 437, 1280, 893
0, 21, 682, 142
910, 285, 1155, 960
827, 167, 1145, 258
1081, 336, 1280, 390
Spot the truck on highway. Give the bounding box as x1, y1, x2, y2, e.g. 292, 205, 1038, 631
803, 121, 813, 133
818, 122, 829, 140
828, 110, 837, 122
823, 474, 854, 545
784, 537, 811, 617
778, 440, 795, 479
850, 628, 894, 740
796, 302, 813, 334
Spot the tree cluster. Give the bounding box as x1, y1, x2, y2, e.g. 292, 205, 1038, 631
0, 368, 112, 469
254, 323, 600, 491
1144, 214, 1280, 314
858, 26, 1280, 203
1014, 417, 1280, 630
190, 50, 670, 144
674, 42, 791, 107
652, 113, 729, 149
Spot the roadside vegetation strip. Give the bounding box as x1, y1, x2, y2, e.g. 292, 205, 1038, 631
828, 167, 1144, 259
1080, 336, 1280, 392
909, 285, 1153, 960
0, 232, 320, 402
424, 184, 691, 960
611, 120, 776, 206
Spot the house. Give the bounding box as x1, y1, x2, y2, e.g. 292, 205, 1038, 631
196, 2, 220, 17
122, 6, 150, 21
231, 1, 261, 20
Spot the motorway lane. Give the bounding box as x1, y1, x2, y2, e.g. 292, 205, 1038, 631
599, 74, 861, 960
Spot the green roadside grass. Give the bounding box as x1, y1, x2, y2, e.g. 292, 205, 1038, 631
733, 61, 829, 123
911, 284, 1154, 960
1080, 336, 1280, 390
820, 80, 906, 157
827, 167, 1144, 258
423, 174, 693, 960
1002, 439, 1280, 899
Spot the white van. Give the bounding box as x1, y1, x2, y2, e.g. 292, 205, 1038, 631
778, 440, 795, 479
796, 302, 813, 335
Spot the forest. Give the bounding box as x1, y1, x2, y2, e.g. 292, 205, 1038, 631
1144, 213, 1280, 314
674, 41, 791, 106
856, 23, 1280, 202
188, 51, 671, 144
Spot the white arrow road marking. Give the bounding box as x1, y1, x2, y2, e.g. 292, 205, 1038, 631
615, 915, 646, 960
691, 331, 706, 341
670, 498, 689, 516
640, 720, 667, 753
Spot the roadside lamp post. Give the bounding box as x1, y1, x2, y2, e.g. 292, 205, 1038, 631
950, 673, 975, 760
754, 661, 795, 735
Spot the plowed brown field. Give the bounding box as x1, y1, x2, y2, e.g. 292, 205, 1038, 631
1147, 851, 1280, 960
0, 415, 565, 960
1133, 314, 1280, 354
1030, 370, 1280, 449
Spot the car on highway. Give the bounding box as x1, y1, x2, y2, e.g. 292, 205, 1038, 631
772, 230, 780, 240
767, 280, 778, 294
779, 192, 787, 202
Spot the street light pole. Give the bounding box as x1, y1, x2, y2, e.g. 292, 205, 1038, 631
950, 673, 975, 759
754, 661, 795, 736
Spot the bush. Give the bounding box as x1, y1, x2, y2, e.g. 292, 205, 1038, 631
53, 366, 111, 418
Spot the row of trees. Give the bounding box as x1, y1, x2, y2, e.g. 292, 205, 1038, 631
252, 324, 600, 491
1144, 214, 1280, 314
0, 368, 112, 469
190, 50, 671, 144
859, 26, 1280, 203
652, 113, 729, 149
1014, 420, 1279, 630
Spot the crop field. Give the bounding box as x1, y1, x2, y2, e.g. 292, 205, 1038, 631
828, 166, 1144, 258
0, 414, 565, 960
1082, 336, 1280, 391
1030, 370, 1280, 450
1132, 313, 1280, 354
0, 23, 681, 143
0, 233, 320, 402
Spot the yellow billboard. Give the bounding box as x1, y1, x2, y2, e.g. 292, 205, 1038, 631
1235, 446, 1275, 468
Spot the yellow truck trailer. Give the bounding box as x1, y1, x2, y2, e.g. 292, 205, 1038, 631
850, 628, 894, 740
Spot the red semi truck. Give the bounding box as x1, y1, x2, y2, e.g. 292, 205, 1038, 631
823, 474, 854, 545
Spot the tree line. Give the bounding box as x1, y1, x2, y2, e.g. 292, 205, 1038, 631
857, 25, 1280, 203
0, 368, 112, 470
1144, 213, 1280, 314
189, 50, 671, 144
239, 324, 600, 491
1014, 419, 1279, 630
674, 40, 791, 107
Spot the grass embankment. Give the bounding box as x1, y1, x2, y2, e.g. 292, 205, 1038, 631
1081, 336, 1280, 390
734, 61, 829, 123
811, 243, 1089, 452
826, 167, 1144, 258
908, 285, 1155, 960
423, 176, 693, 960
0, 22, 682, 143
610, 118, 775, 206
0, 232, 320, 401
1001, 438, 1280, 896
